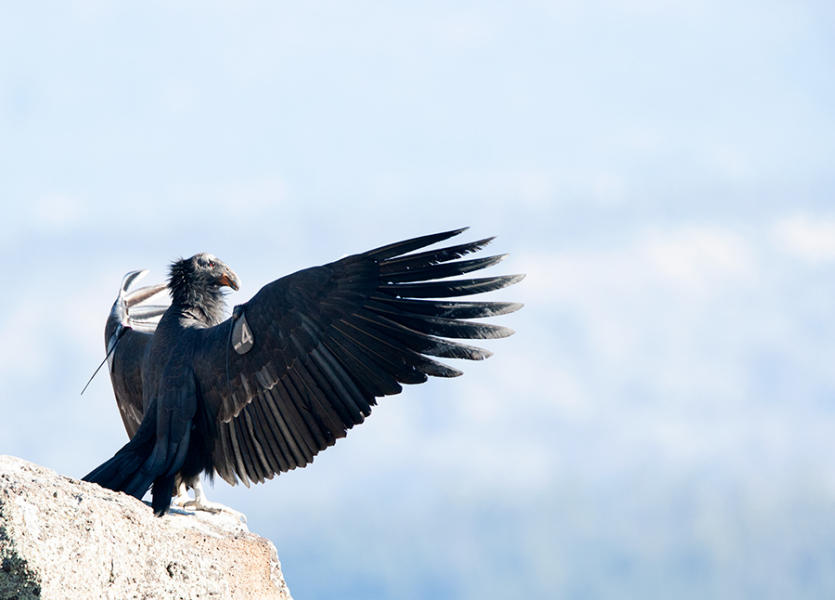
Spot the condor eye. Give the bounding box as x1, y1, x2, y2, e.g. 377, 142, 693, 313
208, 260, 215, 268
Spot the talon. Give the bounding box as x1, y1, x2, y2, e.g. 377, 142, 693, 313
182, 499, 222, 514
182, 499, 246, 522
171, 482, 191, 508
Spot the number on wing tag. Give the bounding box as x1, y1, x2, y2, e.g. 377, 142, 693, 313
232, 310, 254, 355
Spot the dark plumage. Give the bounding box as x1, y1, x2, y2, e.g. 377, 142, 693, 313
84, 228, 523, 516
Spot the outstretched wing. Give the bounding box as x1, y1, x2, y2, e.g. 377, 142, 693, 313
192, 228, 523, 486
105, 270, 168, 438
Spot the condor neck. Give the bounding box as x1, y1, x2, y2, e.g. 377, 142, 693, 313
170, 285, 226, 326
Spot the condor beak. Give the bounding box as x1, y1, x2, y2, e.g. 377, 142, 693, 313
218, 269, 240, 291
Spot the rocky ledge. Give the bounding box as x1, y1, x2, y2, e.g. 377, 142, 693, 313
0, 455, 291, 600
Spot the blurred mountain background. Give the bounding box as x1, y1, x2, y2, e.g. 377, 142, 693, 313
1, 2, 834, 598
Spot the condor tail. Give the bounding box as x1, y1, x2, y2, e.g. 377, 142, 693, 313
83, 409, 158, 504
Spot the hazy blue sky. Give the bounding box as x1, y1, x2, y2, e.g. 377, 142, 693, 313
2, 2, 834, 599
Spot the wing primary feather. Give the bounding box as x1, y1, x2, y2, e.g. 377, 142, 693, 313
212, 421, 235, 485
123, 282, 167, 306
410, 354, 463, 378
322, 335, 400, 396
214, 425, 238, 485
224, 421, 253, 487
365, 228, 468, 260
380, 274, 525, 299
262, 387, 306, 468
331, 321, 428, 384
299, 355, 351, 434
309, 346, 369, 421
231, 414, 260, 483
285, 368, 330, 449
128, 305, 169, 321
302, 348, 357, 424
221, 402, 259, 486
367, 297, 524, 319
378, 237, 495, 272
311, 343, 373, 416
273, 377, 317, 463
323, 334, 403, 396
381, 255, 508, 283
297, 313, 377, 406
366, 303, 515, 339
331, 321, 416, 379
286, 328, 352, 433
339, 315, 465, 376
241, 406, 273, 482
286, 363, 340, 445
249, 393, 294, 472
351, 310, 492, 360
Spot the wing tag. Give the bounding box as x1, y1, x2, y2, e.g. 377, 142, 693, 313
232, 309, 254, 355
